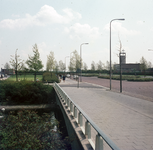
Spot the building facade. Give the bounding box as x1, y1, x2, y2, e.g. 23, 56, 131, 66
1, 68, 15, 75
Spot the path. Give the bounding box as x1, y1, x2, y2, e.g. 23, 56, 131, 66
59, 78, 153, 150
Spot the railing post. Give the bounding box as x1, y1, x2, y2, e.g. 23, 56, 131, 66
78, 112, 83, 127
95, 134, 103, 150
85, 121, 91, 139
70, 102, 74, 116
64, 93, 66, 102
67, 99, 70, 110
74, 106, 77, 120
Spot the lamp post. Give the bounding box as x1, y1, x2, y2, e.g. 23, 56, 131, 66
65, 56, 69, 73
80, 43, 89, 82
110, 18, 125, 90
119, 51, 126, 93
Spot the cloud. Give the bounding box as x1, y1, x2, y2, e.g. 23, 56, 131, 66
65, 23, 100, 39
0, 5, 82, 29
104, 22, 141, 36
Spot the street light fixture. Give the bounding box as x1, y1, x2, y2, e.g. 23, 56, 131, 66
80, 43, 89, 82
110, 18, 125, 90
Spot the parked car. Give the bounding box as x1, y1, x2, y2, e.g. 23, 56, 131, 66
73, 75, 78, 79
66, 74, 70, 78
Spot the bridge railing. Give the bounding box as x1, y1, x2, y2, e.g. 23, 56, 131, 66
54, 82, 120, 150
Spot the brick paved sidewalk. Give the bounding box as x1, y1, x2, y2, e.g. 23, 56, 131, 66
60, 79, 153, 150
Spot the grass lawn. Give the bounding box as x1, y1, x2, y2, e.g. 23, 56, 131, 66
7, 75, 43, 81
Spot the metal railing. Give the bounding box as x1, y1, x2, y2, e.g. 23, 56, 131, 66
54, 82, 120, 150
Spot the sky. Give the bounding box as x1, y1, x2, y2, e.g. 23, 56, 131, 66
0, 0, 153, 70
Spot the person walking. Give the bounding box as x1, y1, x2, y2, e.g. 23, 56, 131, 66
63, 75, 66, 82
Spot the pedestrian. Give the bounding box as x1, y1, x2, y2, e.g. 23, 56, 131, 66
59, 75, 61, 82
63, 75, 66, 82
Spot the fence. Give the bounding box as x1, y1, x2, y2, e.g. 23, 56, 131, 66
54, 82, 120, 150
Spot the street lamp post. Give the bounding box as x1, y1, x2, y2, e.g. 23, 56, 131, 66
119, 51, 126, 93
110, 18, 125, 90
80, 43, 89, 82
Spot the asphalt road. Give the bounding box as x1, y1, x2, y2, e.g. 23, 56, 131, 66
80, 76, 153, 102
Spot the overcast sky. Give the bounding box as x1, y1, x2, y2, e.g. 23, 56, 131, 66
0, 0, 153, 70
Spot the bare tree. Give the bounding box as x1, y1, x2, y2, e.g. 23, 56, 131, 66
10, 49, 24, 81
140, 56, 148, 76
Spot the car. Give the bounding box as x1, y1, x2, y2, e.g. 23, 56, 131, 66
73, 75, 79, 79
66, 74, 70, 78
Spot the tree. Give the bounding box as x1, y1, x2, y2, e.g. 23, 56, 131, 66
106, 61, 110, 70
20, 62, 28, 80
83, 62, 88, 71
26, 44, 43, 82
140, 56, 147, 76
91, 61, 96, 71
53, 60, 59, 73
4, 62, 10, 69
112, 62, 117, 71
69, 50, 81, 72
46, 51, 55, 72
59, 60, 65, 72
147, 61, 152, 68
97, 60, 103, 72
10, 49, 24, 81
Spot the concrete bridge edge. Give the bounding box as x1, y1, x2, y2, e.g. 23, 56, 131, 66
54, 88, 93, 150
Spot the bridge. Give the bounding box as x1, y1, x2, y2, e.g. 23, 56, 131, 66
54, 78, 153, 150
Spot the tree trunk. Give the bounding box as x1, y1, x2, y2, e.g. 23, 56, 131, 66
16, 70, 18, 82
34, 72, 36, 82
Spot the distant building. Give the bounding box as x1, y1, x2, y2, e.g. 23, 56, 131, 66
114, 63, 141, 73
1, 68, 15, 75
114, 51, 141, 73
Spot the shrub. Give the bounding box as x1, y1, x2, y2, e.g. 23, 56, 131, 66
98, 75, 153, 81
0, 110, 69, 150
127, 78, 153, 82
0, 80, 54, 105
43, 72, 59, 83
